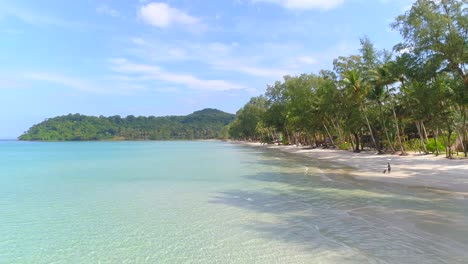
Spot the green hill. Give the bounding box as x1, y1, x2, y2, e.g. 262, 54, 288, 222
19, 108, 234, 141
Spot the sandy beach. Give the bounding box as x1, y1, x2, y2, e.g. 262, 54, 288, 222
238, 142, 468, 197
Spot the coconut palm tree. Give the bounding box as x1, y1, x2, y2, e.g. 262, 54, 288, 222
342, 69, 380, 153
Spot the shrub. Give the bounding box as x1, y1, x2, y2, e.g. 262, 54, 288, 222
403, 139, 420, 151
339, 142, 352, 150
426, 138, 445, 153
261, 135, 273, 144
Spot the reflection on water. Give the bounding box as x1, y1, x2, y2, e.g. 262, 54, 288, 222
212, 146, 468, 264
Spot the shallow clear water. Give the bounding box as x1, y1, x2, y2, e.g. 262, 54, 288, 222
0, 141, 467, 263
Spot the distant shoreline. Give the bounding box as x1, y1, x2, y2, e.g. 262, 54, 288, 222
232, 141, 468, 197
16, 138, 225, 142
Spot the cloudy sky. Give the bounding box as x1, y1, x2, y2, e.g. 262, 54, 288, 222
0, 0, 413, 138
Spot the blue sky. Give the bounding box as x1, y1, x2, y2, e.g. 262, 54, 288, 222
0, 0, 413, 138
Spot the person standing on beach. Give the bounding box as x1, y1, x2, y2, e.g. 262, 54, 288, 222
383, 162, 391, 174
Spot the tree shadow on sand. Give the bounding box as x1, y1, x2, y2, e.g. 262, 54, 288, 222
241, 145, 468, 196
210, 169, 468, 263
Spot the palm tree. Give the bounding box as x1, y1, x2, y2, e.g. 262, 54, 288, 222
369, 65, 396, 153
342, 69, 380, 153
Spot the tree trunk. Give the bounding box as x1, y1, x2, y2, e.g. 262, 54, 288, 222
272, 131, 277, 144
349, 134, 355, 151
456, 133, 464, 155
434, 128, 440, 156
421, 121, 429, 144
416, 121, 428, 154
323, 123, 335, 146
329, 118, 343, 145
362, 106, 380, 153
383, 86, 396, 152
353, 132, 361, 152
392, 107, 406, 155
378, 101, 395, 153
447, 129, 453, 159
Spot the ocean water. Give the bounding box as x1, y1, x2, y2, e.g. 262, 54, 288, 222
1, 141, 467, 263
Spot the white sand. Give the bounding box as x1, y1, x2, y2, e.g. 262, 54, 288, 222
237, 142, 468, 196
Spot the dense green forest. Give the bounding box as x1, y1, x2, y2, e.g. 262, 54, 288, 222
19, 109, 234, 141
228, 0, 467, 158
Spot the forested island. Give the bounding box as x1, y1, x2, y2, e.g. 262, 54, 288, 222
19, 109, 234, 141
228, 0, 467, 158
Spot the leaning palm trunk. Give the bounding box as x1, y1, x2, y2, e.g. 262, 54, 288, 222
361, 105, 379, 153
328, 118, 343, 145
434, 128, 440, 156
415, 121, 428, 154
378, 102, 395, 153
349, 134, 355, 151
384, 127, 395, 153
323, 123, 335, 146
271, 131, 277, 144
353, 132, 360, 152
447, 129, 453, 159
457, 134, 465, 154
392, 107, 406, 155
421, 121, 429, 144
284, 129, 290, 145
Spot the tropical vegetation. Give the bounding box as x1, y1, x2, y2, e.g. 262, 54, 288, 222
19, 109, 234, 141
228, 0, 467, 158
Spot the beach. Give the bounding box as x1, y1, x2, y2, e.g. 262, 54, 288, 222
239, 142, 468, 197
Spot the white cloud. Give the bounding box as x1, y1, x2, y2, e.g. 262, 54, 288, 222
211, 59, 289, 78
201, 43, 315, 78
0, 4, 92, 30
131, 37, 147, 45
282, 56, 318, 70
168, 48, 187, 59
109, 58, 161, 74
23, 72, 146, 95
128, 37, 190, 61
138, 2, 203, 31
379, 0, 414, 12
253, 0, 345, 10
127, 37, 291, 78
0, 75, 25, 89
397, 47, 412, 54
296, 56, 317, 64
110, 58, 247, 91
96, 5, 121, 17
24, 72, 104, 93
153, 87, 180, 93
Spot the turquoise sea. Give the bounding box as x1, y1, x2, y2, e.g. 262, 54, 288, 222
1, 141, 467, 263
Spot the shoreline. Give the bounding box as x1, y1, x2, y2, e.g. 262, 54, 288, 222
233, 141, 468, 196
15, 139, 224, 142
